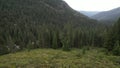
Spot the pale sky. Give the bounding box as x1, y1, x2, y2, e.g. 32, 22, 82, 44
64, 0, 120, 11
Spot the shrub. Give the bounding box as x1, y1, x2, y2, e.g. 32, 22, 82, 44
112, 41, 120, 56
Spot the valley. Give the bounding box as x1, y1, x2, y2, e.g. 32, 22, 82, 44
0, 0, 120, 68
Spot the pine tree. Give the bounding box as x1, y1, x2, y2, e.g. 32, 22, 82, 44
113, 41, 120, 56
52, 31, 58, 49
105, 18, 120, 55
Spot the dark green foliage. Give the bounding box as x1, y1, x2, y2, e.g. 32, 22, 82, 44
52, 32, 58, 49
0, 21, 106, 54
105, 18, 120, 55
82, 48, 87, 55
113, 41, 120, 56
0, 45, 9, 55
27, 41, 35, 51
62, 38, 71, 51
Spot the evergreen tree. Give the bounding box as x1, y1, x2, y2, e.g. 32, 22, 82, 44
105, 18, 120, 55
113, 41, 120, 56
52, 31, 58, 49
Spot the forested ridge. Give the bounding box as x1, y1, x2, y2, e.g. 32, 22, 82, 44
91, 7, 120, 25
0, 0, 119, 57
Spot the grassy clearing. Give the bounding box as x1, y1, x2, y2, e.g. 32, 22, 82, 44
0, 48, 120, 68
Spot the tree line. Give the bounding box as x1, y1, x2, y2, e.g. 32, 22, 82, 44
0, 20, 106, 55
0, 18, 119, 56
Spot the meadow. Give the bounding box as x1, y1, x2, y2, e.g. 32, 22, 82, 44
0, 48, 120, 68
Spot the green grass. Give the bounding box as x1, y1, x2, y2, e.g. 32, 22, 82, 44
0, 48, 120, 68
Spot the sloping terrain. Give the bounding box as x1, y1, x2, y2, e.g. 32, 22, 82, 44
0, 48, 120, 68
91, 7, 120, 24
0, 0, 101, 55
0, 0, 97, 26
0, 0, 109, 58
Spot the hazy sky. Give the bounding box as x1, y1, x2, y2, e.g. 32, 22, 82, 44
64, 0, 120, 11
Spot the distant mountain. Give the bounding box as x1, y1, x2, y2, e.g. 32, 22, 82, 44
91, 7, 120, 25
80, 11, 100, 17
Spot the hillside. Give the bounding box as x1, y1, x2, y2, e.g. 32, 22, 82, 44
0, 0, 105, 55
0, 48, 120, 68
91, 7, 120, 24
0, 0, 120, 67
0, 0, 97, 26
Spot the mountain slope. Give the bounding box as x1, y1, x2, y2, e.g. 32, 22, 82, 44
0, 0, 104, 55
0, 0, 97, 26
91, 7, 120, 24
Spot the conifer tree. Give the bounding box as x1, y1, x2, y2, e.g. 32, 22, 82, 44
52, 31, 58, 49
105, 18, 120, 55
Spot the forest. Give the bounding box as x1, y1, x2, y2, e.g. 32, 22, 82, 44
0, 0, 120, 67
0, 0, 119, 56
0, 17, 120, 56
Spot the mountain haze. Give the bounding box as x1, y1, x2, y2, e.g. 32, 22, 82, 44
80, 11, 100, 17
91, 7, 120, 24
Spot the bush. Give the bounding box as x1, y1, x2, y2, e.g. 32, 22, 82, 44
112, 41, 120, 56
0, 45, 9, 55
